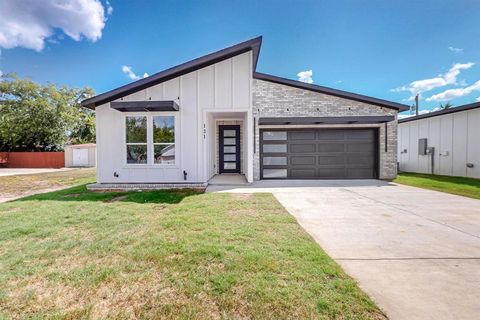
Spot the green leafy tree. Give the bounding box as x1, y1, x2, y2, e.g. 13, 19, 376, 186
0, 74, 95, 151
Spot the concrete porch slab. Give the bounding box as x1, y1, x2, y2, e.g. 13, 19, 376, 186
208, 174, 248, 185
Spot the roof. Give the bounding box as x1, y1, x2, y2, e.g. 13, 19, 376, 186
81, 37, 262, 109
254, 73, 409, 111
398, 102, 480, 123
81, 36, 408, 112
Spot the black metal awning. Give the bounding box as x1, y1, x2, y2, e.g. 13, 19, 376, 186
110, 101, 179, 112
258, 115, 394, 125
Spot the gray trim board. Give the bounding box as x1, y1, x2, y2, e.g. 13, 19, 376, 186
398, 102, 480, 123
111, 101, 179, 112
258, 116, 395, 125
254, 72, 409, 111
81, 36, 262, 109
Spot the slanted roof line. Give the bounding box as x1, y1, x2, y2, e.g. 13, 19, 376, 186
81, 36, 408, 112
81, 36, 262, 109
398, 102, 480, 123
253, 72, 409, 111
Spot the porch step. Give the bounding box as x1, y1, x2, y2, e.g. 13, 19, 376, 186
87, 182, 207, 192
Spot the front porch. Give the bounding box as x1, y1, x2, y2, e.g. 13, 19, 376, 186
204, 110, 253, 183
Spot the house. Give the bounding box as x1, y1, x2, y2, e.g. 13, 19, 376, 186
81, 37, 408, 186
398, 102, 480, 178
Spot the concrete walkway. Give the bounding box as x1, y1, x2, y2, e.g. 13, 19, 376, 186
207, 180, 480, 320
0, 168, 73, 177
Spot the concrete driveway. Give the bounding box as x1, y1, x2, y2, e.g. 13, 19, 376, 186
208, 180, 480, 320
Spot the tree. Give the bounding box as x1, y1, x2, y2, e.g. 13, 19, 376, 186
439, 102, 453, 110
0, 74, 95, 151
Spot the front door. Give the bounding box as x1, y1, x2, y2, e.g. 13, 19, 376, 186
219, 125, 241, 173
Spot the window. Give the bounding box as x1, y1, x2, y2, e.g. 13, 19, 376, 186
263, 157, 287, 165
263, 169, 287, 178
153, 116, 175, 164
126, 116, 147, 164
263, 144, 287, 153
125, 115, 176, 165
263, 131, 287, 140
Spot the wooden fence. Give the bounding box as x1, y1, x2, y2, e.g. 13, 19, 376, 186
0, 152, 65, 168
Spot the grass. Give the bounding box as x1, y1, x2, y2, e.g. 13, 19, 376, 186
0, 186, 384, 319
395, 172, 480, 200
0, 168, 95, 199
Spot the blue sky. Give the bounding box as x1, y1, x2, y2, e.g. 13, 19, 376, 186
1, 0, 480, 115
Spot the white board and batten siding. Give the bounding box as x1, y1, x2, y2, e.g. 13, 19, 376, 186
95, 52, 252, 183
398, 107, 480, 179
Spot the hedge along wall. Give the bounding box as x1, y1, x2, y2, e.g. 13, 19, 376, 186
0, 152, 65, 168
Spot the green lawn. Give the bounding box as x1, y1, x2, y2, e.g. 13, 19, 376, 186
0, 186, 384, 319
395, 172, 480, 200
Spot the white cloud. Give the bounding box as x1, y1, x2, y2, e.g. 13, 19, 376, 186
448, 46, 463, 53
106, 1, 113, 15
0, 0, 109, 52
297, 70, 313, 84
121, 65, 148, 81
390, 62, 475, 99
426, 80, 480, 101
476, 97, 480, 102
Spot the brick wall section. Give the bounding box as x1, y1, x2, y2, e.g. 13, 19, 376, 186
252, 79, 398, 180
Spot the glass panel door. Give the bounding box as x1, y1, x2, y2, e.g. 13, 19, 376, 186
219, 125, 240, 173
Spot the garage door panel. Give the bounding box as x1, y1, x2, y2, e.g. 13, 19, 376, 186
290, 156, 316, 165
317, 131, 345, 140
347, 143, 374, 152
290, 168, 316, 178
263, 144, 287, 153
318, 143, 345, 152
261, 128, 377, 179
289, 131, 316, 140
347, 155, 374, 165
263, 156, 287, 165
319, 155, 346, 165
263, 168, 287, 178
318, 168, 346, 178
290, 144, 316, 153
346, 168, 374, 178
346, 130, 374, 139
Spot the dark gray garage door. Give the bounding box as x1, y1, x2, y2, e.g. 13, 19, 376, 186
260, 129, 377, 179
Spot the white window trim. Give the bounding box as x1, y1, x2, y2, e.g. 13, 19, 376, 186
123, 112, 179, 168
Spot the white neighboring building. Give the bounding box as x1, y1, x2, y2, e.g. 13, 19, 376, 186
64, 143, 96, 168
398, 102, 480, 179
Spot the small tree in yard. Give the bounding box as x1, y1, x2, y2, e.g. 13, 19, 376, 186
0, 74, 95, 152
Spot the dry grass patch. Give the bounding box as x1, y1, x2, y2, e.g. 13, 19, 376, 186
0, 168, 95, 199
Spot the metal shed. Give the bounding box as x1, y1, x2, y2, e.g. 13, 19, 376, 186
398, 102, 480, 178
